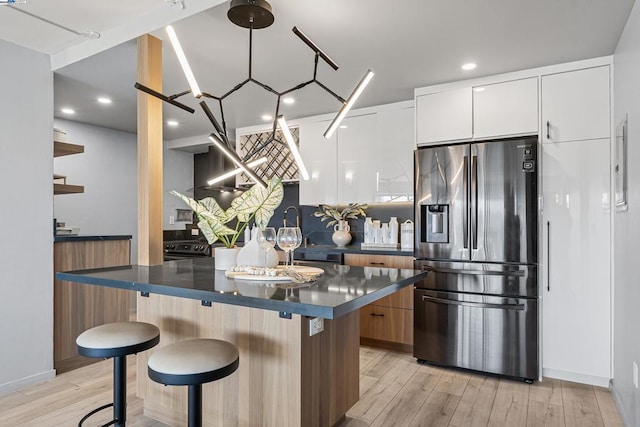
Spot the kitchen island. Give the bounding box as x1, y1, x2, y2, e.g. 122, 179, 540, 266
57, 258, 427, 426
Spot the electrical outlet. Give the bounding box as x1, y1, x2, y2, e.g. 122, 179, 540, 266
309, 317, 324, 336
633, 361, 638, 389
191, 228, 199, 236
169, 215, 175, 225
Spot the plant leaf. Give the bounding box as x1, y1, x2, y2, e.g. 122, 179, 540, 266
230, 177, 284, 228
170, 190, 235, 245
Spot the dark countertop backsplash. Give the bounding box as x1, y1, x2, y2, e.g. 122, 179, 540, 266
166, 183, 414, 246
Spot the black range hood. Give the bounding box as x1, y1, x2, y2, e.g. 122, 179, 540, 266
194, 146, 237, 198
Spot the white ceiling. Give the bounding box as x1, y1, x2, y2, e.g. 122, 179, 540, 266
2, 0, 636, 141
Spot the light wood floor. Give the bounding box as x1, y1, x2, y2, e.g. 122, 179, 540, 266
0, 346, 623, 427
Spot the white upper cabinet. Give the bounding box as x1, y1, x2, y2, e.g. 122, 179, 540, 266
473, 77, 538, 139
541, 66, 610, 143
336, 114, 377, 204
374, 107, 414, 202
416, 87, 472, 145
299, 119, 337, 205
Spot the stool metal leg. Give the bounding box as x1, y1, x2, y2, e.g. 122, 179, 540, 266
188, 384, 202, 427
113, 356, 126, 427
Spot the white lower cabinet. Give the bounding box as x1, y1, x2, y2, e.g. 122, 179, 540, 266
542, 138, 611, 384
299, 119, 337, 205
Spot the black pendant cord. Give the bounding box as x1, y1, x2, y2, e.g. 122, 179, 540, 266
249, 22, 253, 79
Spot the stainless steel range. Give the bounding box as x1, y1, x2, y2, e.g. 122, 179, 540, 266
413, 136, 539, 382
163, 240, 211, 261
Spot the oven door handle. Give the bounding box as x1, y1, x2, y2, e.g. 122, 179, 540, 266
422, 266, 525, 277
421, 295, 525, 311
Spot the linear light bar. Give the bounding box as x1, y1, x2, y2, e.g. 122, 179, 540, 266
324, 69, 374, 139
208, 133, 267, 188
277, 116, 309, 181
207, 157, 268, 186
165, 25, 202, 98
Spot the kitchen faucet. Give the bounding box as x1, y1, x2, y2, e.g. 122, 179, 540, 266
283, 206, 300, 228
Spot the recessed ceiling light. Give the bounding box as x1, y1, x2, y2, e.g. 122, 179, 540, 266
462, 63, 477, 71
282, 97, 295, 104
61, 108, 75, 115
473, 87, 486, 92
262, 114, 273, 121
97, 97, 112, 104
339, 125, 348, 129
167, 120, 179, 127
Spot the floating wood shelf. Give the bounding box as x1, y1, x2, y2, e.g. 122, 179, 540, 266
54, 141, 84, 157
54, 183, 84, 195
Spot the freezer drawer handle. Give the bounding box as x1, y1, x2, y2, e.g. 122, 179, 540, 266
422, 266, 525, 277
422, 295, 525, 311
369, 312, 385, 317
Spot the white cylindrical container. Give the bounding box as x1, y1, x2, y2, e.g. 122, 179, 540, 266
364, 217, 373, 243
389, 217, 399, 245
400, 220, 414, 250
372, 220, 381, 243
244, 224, 251, 243
381, 223, 389, 244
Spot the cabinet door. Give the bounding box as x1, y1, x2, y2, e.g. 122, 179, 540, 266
541, 66, 610, 143
299, 119, 337, 205
344, 253, 414, 309
336, 114, 377, 204
542, 138, 611, 380
416, 87, 472, 145
473, 78, 538, 139
374, 107, 415, 202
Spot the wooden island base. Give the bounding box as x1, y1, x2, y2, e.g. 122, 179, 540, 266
136, 293, 360, 426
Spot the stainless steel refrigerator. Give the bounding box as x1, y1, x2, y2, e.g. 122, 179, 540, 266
413, 136, 538, 382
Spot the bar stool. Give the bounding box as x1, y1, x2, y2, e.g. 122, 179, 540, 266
76, 322, 160, 427
147, 339, 239, 427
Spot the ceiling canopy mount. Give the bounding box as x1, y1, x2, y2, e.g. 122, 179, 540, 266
227, 0, 274, 29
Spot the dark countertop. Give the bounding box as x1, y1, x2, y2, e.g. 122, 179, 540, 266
54, 235, 132, 243
295, 244, 414, 258
56, 258, 427, 319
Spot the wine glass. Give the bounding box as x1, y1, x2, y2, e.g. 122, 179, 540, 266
257, 227, 276, 267
276, 227, 297, 267
290, 227, 302, 267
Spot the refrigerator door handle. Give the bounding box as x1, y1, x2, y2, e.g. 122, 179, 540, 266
422, 266, 525, 277
422, 295, 525, 311
463, 155, 469, 249
471, 155, 478, 250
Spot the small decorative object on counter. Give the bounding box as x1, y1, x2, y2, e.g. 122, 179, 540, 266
381, 223, 390, 244
171, 177, 284, 270
313, 203, 367, 247
389, 217, 399, 245
372, 220, 381, 243
332, 220, 352, 247
364, 217, 373, 243
400, 219, 414, 250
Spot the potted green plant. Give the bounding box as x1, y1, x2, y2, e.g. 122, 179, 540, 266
313, 203, 368, 247
171, 177, 284, 269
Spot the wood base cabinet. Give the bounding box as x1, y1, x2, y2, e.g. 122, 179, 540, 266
344, 253, 414, 353
53, 239, 131, 373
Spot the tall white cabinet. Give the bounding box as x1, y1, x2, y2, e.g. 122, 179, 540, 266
541, 65, 611, 385
299, 119, 337, 205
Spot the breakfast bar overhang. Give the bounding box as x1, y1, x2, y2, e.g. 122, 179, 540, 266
57, 258, 427, 426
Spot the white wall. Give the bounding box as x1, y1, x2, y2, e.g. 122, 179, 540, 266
612, 2, 640, 425
53, 119, 195, 259
0, 40, 55, 391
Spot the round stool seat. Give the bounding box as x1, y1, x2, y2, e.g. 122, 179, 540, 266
77, 322, 160, 358
148, 339, 239, 386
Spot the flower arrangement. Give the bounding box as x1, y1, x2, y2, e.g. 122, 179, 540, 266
171, 177, 284, 248
313, 203, 368, 228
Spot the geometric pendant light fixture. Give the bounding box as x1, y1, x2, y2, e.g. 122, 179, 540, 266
135, 0, 374, 187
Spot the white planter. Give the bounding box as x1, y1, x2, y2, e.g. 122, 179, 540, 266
214, 247, 240, 270
332, 220, 352, 247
